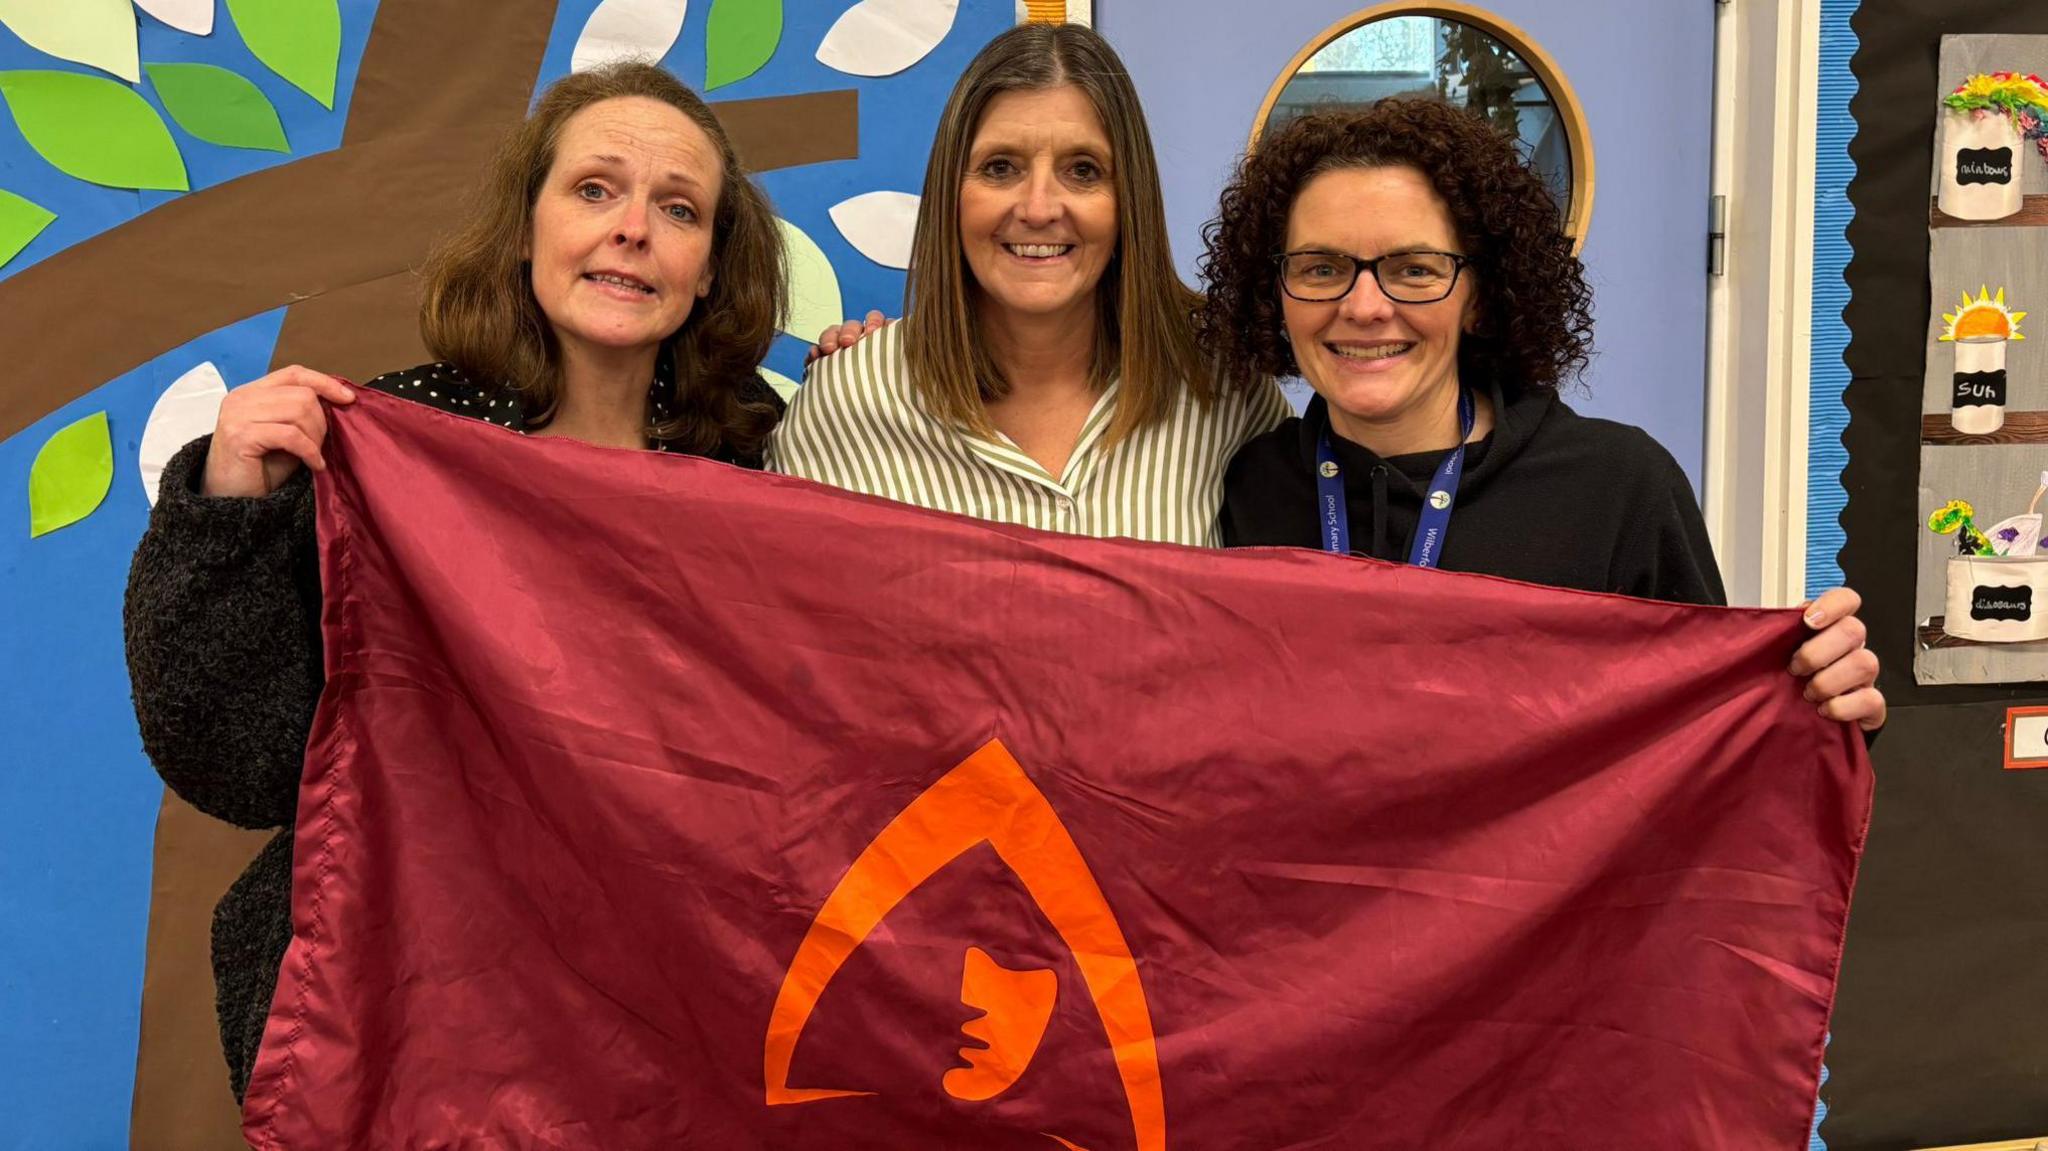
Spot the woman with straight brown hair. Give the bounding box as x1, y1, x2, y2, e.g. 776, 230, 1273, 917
769, 23, 1288, 545
123, 61, 787, 1098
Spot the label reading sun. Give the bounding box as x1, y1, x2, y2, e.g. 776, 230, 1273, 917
1941, 285, 2028, 342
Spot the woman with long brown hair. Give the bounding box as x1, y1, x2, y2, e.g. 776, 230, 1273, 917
123, 61, 788, 1098
768, 23, 1288, 545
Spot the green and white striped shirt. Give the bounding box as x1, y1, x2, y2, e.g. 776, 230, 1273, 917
765, 323, 1291, 547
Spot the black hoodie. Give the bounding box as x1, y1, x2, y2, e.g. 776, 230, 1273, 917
1220, 384, 1726, 606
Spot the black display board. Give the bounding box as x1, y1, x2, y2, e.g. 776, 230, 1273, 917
1830, 4, 2048, 1146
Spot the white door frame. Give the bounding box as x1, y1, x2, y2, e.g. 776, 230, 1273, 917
1703, 0, 1821, 607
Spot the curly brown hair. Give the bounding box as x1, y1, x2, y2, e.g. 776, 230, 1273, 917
419, 62, 784, 462
1196, 99, 1592, 399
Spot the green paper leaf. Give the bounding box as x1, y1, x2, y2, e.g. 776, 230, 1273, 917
775, 217, 843, 343
29, 410, 113, 538
224, 0, 340, 109
0, 188, 56, 268
0, 0, 140, 82
0, 71, 188, 190
145, 62, 289, 152
704, 0, 781, 90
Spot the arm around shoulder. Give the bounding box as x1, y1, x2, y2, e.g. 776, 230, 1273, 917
765, 329, 891, 486
124, 434, 325, 829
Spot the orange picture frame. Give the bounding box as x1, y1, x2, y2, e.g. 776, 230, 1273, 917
2002, 705, 2048, 770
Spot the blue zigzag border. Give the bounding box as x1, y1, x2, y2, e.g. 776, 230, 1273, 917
1807, 7, 1859, 1145
1807, 0, 1861, 598
1810, 1046, 1832, 1151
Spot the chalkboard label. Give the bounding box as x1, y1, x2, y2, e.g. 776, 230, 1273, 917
1953, 369, 2007, 407
1971, 584, 2033, 622
1956, 147, 2015, 186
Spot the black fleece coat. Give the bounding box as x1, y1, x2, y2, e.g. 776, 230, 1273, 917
123, 360, 781, 1098
1221, 385, 1727, 606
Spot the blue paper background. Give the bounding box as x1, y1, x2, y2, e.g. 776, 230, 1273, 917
0, 2, 1007, 1143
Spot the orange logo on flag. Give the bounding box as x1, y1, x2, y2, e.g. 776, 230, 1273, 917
763, 738, 1166, 1151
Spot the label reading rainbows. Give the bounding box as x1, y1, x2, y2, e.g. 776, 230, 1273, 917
1956, 146, 2016, 185
763, 738, 1165, 1151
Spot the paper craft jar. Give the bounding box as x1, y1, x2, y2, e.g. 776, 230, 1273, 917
1943, 287, 2026, 435
1945, 555, 2048, 642
1939, 108, 2025, 221
1952, 336, 2009, 434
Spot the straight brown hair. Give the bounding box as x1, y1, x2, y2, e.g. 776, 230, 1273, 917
901, 23, 1213, 447
419, 62, 785, 460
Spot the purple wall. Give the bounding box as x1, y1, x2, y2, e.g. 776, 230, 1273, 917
1099, 0, 1717, 488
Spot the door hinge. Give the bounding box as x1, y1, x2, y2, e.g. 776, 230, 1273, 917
1708, 194, 1728, 276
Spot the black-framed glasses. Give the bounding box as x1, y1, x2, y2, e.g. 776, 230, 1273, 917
1275, 249, 1468, 304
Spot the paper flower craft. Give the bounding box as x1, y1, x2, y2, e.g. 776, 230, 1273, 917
1945, 72, 2048, 159
1939, 73, 2048, 221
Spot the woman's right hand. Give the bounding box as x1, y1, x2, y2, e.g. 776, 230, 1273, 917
804, 310, 892, 366
200, 366, 357, 498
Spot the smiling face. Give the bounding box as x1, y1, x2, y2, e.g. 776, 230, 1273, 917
527, 96, 722, 369
958, 85, 1119, 329
1281, 164, 1478, 446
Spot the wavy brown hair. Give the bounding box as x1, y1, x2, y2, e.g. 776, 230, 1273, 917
1196, 99, 1593, 400
420, 62, 784, 461
901, 23, 1213, 447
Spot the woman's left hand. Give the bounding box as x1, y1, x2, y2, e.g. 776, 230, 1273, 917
1788, 586, 1886, 731
804, 310, 890, 366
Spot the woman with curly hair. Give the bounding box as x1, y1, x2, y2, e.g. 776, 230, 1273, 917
123, 61, 788, 1098
1201, 100, 1885, 730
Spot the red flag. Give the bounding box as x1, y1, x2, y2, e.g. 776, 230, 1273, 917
242, 390, 1869, 1150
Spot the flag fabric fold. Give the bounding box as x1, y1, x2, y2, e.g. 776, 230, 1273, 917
241, 390, 1870, 1150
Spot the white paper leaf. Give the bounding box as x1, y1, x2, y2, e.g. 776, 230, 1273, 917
1987, 513, 2044, 557
139, 361, 227, 506
816, 0, 956, 77
759, 367, 799, 402
0, 0, 141, 82
571, 0, 688, 72
134, 0, 214, 35
828, 191, 918, 270
776, 217, 843, 344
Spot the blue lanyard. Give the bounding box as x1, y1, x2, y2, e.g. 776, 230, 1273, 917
1314, 388, 1475, 567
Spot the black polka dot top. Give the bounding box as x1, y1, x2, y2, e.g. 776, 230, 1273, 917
360, 352, 782, 462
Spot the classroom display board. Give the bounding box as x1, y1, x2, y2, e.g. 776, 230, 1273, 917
1832, 5, 2048, 1149
1914, 37, 2048, 684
